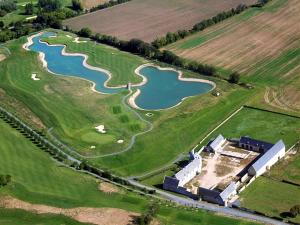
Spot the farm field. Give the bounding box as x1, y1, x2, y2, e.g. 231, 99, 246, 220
63, 0, 256, 42
240, 177, 300, 223
0, 31, 147, 156
167, 0, 300, 91
0, 118, 259, 225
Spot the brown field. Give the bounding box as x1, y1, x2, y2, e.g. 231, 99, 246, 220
64, 0, 256, 42
168, 0, 300, 81
82, 0, 109, 9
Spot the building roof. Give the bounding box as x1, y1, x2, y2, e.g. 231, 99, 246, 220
175, 157, 201, 183
220, 182, 237, 201
240, 136, 274, 152
209, 134, 225, 151
249, 140, 285, 173
163, 176, 179, 187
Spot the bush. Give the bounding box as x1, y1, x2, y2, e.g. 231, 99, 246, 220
290, 205, 300, 218
0, 174, 11, 186
78, 27, 92, 37
72, 0, 83, 11
25, 3, 34, 15
228, 72, 240, 84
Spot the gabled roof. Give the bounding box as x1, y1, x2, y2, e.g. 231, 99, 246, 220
250, 140, 285, 173
175, 157, 201, 182
209, 134, 225, 150
240, 136, 273, 151
220, 182, 237, 201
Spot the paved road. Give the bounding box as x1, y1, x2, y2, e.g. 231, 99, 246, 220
129, 180, 287, 225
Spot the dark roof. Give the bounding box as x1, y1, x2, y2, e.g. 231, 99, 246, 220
163, 176, 179, 187
240, 136, 274, 151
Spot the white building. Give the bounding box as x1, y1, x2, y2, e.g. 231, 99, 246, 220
248, 140, 285, 177
175, 157, 202, 187
207, 134, 226, 153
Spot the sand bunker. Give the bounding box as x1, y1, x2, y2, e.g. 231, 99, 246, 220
73, 37, 87, 43
95, 125, 106, 133
31, 73, 40, 81
66, 35, 72, 38
0, 54, 6, 62
99, 182, 119, 194
0, 196, 137, 225
117, 139, 124, 144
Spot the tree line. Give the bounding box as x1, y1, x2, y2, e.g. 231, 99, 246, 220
151, 4, 248, 48
0, 0, 16, 17
90, 0, 131, 12
75, 26, 241, 82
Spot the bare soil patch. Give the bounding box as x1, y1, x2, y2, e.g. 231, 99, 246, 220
0, 196, 137, 225
98, 181, 120, 194
82, 0, 109, 9
0, 54, 6, 62
64, 0, 256, 42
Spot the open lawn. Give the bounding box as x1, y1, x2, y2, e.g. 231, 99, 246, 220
200, 107, 300, 148
167, 0, 300, 87
63, 0, 256, 42
240, 177, 300, 223
0, 117, 260, 225
0, 209, 91, 225
0, 32, 147, 156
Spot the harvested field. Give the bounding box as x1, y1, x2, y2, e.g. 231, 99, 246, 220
0, 196, 137, 225
82, 0, 109, 9
64, 0, 256, 42
168, 0, 300, 84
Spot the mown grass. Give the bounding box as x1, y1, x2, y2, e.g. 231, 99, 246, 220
201, 107, 300, 148
0, 209, 91, 225
0, 118, 260, 225
43, 30, 146, 86
91, 87, 255, 176
240, 177, 300, 223
0, 35, 146, 156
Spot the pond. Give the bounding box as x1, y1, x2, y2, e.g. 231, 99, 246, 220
28, 32, 214, 110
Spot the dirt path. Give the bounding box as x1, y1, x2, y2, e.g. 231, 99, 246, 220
0, 196, 138, 225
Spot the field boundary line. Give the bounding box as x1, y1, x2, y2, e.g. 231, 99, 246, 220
198, 106, 244, 145
244, 105, 300, 119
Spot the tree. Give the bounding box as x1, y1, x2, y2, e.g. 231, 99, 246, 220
25, 3, 34, 15
0, 21, 4, 29
38, 0, 62, 12
78, 27, 92, 37
290, 205, 300, 218
229, 72, 240, 84
72, 0, 83, 11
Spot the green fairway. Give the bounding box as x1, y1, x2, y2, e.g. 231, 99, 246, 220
201, 107, 300, 148
91, 87, 255, 176
0, 209, 91, 225
0, 34, 147, 156
240, 177, 300, 223
43, 30, 146, 87
0, 117, 261, 225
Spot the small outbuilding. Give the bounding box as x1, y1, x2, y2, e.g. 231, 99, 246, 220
206, 134, 226, 153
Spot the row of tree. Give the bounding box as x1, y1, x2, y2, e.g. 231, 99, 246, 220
152, 4, 248, 48
134, 202, 159, 225
74, 27, 218, 77
90, 0, 131, 12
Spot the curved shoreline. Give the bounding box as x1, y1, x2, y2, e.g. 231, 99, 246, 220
128, 63, 216, 111
24, 32, 216, 110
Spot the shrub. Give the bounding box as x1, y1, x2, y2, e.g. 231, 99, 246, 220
78, 27, 92, 37
228, 72, 240, 84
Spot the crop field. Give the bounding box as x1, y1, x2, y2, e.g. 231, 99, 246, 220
63, 0, 256, 42
167, 0, 300, 85
0, 119, 258, 225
